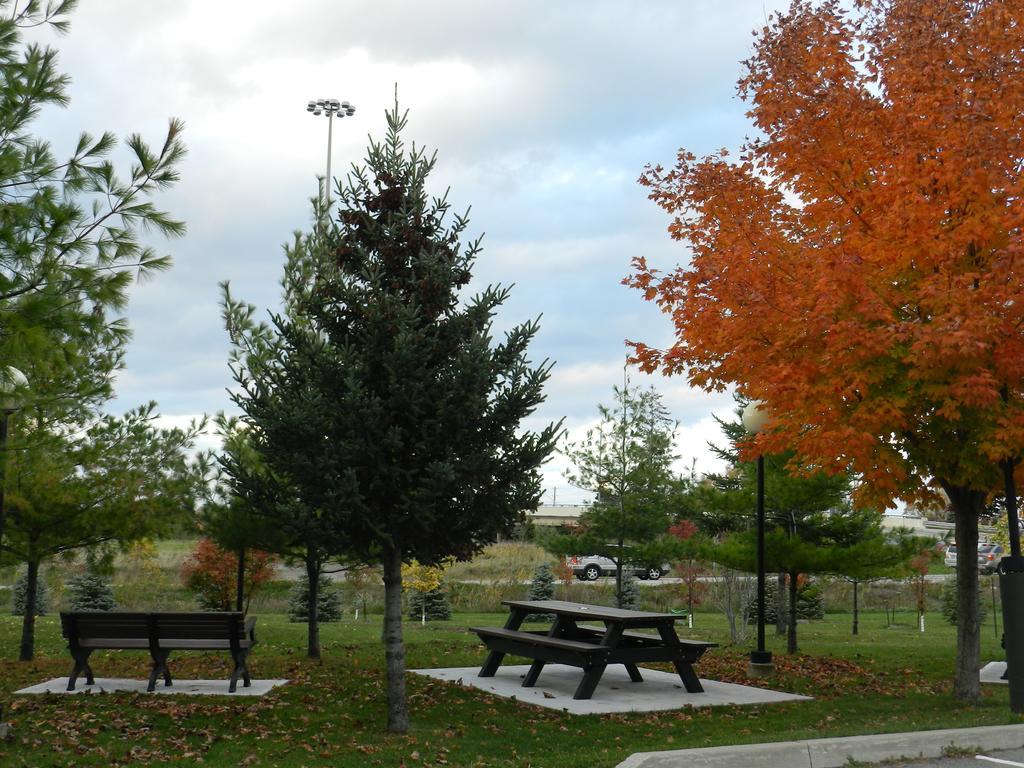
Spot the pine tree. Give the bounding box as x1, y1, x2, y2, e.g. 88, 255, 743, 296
12, 570, 47, 616
942, 576, 988, 626
546, 377, 681, 608
619, 572, 641, 611
526, 564, 556, 622
66, 572, 116, 612
407, 588, 451, 622
222, 97, 560, 733
288, 573, 343, 624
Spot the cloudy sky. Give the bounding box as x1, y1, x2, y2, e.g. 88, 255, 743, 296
31, 0, 794, 504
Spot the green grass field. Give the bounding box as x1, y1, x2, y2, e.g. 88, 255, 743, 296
0, 609, 1019, 768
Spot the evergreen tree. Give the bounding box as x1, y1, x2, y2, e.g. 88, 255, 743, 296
619, 571, 641, 611
745, 578, 823, 623
407, 588, 451, 622
942, 576, 988, 627
11, 570, 47, 616
694, 398, 923, 653
222, 98, 560, 733
0, 0, 186, 559
526, 564, 556, 622
288, 573, 343, 624
546, 377, 681, 607
65, 572, 116, 612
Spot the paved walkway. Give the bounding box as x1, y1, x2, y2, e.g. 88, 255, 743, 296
617, 724, 1024, 768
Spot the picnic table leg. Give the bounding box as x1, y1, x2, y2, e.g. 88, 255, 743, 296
479, 608, 528, 677
573, 662, 607, 700
624, 663, 644, 682
655, 624, 705, 693
672, 660, 703, 692
522, 660, 546, 687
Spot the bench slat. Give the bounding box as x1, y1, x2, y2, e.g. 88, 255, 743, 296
471, 627, 606, 653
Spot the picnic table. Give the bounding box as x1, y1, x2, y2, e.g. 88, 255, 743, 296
471, 599, 717, 700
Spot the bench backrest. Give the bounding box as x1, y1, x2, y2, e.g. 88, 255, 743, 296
153, 612, 245, 640
60, 612, 247, 641
61, 612, 149, 639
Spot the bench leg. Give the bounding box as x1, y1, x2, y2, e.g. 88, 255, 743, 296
229, 650, 250, 693
148, 650, 171, 693
67, 649, 94, 691
624, 663, 644, 683
522, 660, 546, 687
573, 662, 607, 700
672, 659, 703, 693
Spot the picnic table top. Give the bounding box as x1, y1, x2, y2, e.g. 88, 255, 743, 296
502, 599, 684, 623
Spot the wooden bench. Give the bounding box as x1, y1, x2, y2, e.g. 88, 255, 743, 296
60, 612, 257, 693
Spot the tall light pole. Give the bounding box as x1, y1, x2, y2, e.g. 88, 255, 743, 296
0, 366, 27, 556
742, 399, 774, 676
306, 98, 356, 221
999, 454, 1024, 711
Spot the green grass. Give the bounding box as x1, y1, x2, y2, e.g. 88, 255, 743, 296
0, 610, 1020, 768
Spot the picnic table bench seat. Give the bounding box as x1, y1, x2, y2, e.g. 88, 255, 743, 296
60, 611, 257, 693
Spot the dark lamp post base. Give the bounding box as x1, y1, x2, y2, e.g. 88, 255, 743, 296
748, 649, 774, 678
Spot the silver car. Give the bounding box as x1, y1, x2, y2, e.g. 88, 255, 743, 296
566, 555, 667, 581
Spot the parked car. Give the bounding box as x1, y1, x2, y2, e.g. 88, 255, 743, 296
978, 543, 1004, 574
565, 555, 668, 581
943, 542, 1004, 573
944, 544, 957, 568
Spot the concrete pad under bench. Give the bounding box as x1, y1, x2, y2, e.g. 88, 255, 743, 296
982, 661, 1009, 684
412, 664, 810, 714
15, 677, 288, 697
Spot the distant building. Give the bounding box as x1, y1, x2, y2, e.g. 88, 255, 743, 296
528, 503, 590, 529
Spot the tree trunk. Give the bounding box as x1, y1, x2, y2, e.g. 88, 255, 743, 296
19, 559, 39, 661
948, 484, 985, 703
787, 571, 799, 655
382, 547, 408, 733
235, 547, 246, 613
305, 548, 320, 660
852, 579, 859, 636
775, 572, 786, 635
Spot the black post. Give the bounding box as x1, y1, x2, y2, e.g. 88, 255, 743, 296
0, 411, 7, 557
999, 457, 1024, 713
235, 547, 245, 613
749, 454, 773, 672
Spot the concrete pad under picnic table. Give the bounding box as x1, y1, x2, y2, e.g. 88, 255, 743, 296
412, 665, 811, 714
14, 677, 288, 697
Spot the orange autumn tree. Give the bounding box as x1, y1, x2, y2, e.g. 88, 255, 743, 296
626, 0, 1024, 704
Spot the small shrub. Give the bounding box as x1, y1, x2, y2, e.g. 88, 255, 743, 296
941, 576, 987, 625
66, 572, 116, 611
619, 572, 641, 610
181, 539, 276, 612
527, 564, 556, 621
12, 571, 48, 616
288, 573, 343, 623
746, 578, 825, 623
408, 587, 452, 621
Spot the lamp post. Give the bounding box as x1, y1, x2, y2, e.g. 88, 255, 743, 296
306, 98, 356, 220
742, 399, 774, 675
999, 456, 1024, 711
0, 366, 27, 556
